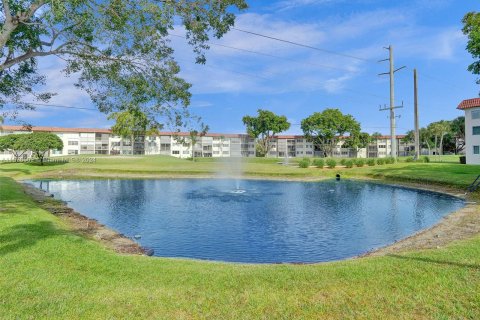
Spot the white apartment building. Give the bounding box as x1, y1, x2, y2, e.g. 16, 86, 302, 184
269, 135, 413, 159
458, 98, 480, 164
0, 126, 256, 161
0, 125, 418, 161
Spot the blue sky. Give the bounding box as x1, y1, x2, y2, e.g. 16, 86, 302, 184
5, 0, 480, 135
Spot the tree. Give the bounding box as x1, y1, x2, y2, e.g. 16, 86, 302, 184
463, 12, 480, 86
16, 132, 63, 165
343, 132, 371, 157
450, 116, 465, 153
301, 109, 360, 157
108, 107, 161, 154
371, 132, 383, 140
420, 127, 434, 155
0, 0, 247, 122
242, 109, 290, 157
427, 121, 451, 155
0, 133, 27, 161
171, 114, 209, 161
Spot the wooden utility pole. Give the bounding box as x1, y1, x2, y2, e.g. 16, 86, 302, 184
414, 69, 420, 159
379, 45, 405, 158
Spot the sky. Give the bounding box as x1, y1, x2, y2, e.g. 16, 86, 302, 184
5, 0, 480, 135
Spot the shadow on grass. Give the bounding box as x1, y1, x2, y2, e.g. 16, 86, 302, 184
0, 221, 62, 256
387, 254, 480, 270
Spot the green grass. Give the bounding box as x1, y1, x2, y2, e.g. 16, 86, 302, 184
0, 176, 479, 318
1, 155, 480, 318
0, 155, 478, 188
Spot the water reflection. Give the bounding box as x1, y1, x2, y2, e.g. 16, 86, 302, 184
29, 179, 465, 263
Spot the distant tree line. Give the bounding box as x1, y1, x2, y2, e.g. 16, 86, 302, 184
402, 117, 465, 155
243, 108, 465, 157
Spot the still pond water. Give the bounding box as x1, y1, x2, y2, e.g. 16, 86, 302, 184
31, 179, 464, 263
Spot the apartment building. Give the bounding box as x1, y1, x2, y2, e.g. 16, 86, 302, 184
0, 126, 256, 160
458, 98, 480, 164
0, 125, 418, 160
269, 135, 413, 159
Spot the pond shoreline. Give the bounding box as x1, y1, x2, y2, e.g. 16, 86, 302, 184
21, 177, 479, 264
22, 183, 148, 256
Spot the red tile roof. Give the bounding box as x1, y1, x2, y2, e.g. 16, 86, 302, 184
1, 125, 111, 134
0, 125, 250, 138
0, 125, 406, 140
457, 98, 480, 110
275, 135, 406, 139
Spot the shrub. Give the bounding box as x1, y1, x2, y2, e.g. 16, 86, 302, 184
326, 158, 336, 168
355, 159, 365, 167
344, 160, 354, 168
313, 159, 324, 168
405, 157, 414, 163
367, 158, 376, 166
423, 156, 430, 163
298, 158, 310, 168
385, 157, 396, 164
340, 159, 347, 165
376, 158, 385, 165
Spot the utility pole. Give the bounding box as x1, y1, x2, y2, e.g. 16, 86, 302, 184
379, 45, 405, 158
414, 69, 420, 159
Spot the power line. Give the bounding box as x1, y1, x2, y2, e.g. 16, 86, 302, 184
232, 27, 373, 63
169, 33, 357, 74
169, 34, 395, 103
3, 101, 98, 111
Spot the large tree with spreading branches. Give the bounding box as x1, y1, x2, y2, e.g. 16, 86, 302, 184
242, 109, 290, 157
0, 0, 247, 121
301, 108, 360, 158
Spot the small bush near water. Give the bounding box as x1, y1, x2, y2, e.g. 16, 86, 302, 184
367, 159, 376, 166
385, 157, 396, 164
355, 159, 365, 167
326, 159, 337, 168
344, 160, 354, 168
313, 159, 325, 168
299, 158, 311, 168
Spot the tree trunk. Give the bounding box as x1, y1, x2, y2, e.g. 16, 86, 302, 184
424, 139, 431, 155
439, 133, 445, 155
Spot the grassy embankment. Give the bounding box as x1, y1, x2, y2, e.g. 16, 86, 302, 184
0, 154, 477, 188
1, 155, 480, 318
0, 176, 479, 318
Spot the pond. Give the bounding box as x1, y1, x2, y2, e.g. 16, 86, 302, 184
30, 179, 465, 263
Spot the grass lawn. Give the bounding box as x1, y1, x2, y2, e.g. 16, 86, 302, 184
0, 155, 477, 188
1, 155, 480, 318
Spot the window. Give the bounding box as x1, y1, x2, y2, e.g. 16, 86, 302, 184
474, 146, 480, 155
472, 110, 480, 119
68, 141, 78, 146
172, 150, 180, 155
474, 126, 480, 135
68, 150, 78, 155
160, 143, 171, 151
